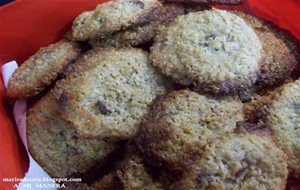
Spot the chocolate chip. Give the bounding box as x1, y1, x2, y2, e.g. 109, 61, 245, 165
205, 34, 217, 41
196, 174, 202, 185
131, 0, 144, 9
238, 89, 253, 103
95, 101, 112, 115
59, 93, 68, 107
236, 121, 257, 131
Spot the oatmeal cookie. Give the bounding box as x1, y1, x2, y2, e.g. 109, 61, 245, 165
150, 9, 262, 94
172, 133, 288, 190
6, 40, 81, 100
265, 79, 300, 177
27, 92, 118, 178
90, 3, 185, 48
137, 89, 244, 172
53, 48, 170, 140
71, 0, 163, 41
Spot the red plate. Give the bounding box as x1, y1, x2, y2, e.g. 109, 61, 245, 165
0, 0, 299, 189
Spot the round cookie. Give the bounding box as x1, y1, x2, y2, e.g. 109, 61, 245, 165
265, 79, 300, 177
53, 47, 170, 140
71, 0, 163, 41
6, 40, 81, 100
150, 9, 262, 94
90, 3, 185, 48
27, 92, 118, 178
171, 133, 288, 190
137, 89, 244, 172
232, 11, 300, 87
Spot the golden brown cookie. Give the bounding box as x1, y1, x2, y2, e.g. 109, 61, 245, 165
265, 79, 300, 177
137, 89, 244, 172
6, 40, 81, 100
172, 133, 288, 190
90, 3, 185, 48
53, 47, 171, 140
71, 0, 163, 41
150, 9, 262, 94
27, 92, 118, 178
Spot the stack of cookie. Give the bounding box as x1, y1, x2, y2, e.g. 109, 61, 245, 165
6, 0, 300, 189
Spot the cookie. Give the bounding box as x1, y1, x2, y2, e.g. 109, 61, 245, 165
137, 89, 244, 172
172, 133, 288, 190
6, 40, 81, 100
90, 3, 185, 48
150, 9, 262, 94
265, 79, 300, 177
160, 0, 243, 4
65, 144, 165, 190
53, 48, 170, 140
27, 92, 118, 178
232, 11, 300, 87
71, 0, 163, 41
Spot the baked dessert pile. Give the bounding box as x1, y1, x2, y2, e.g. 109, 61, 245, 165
6, 0, 300, 189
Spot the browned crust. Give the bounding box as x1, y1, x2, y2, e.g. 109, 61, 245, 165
6, 40, 81, 100
232, 11, 300, 87
192, 72, 258, 94
160, 0, 244, 4
136, 93, 185, 172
